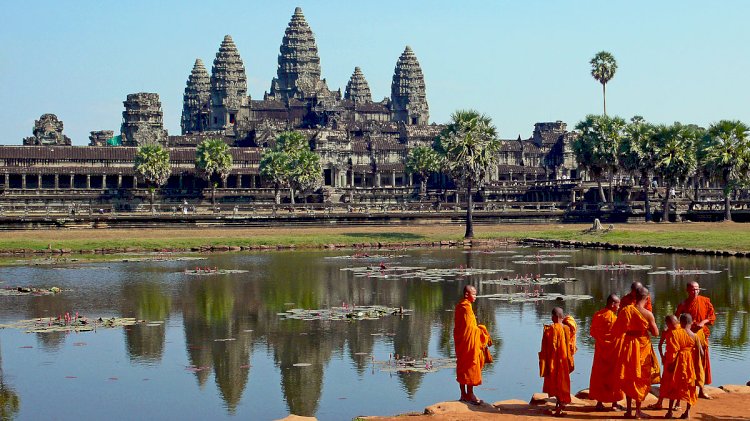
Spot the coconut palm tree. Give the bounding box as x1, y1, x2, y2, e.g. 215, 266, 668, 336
590, 51, 618, 115
435, 110, 501, 238
195, 138, 233, 206
134, 144, 171, 212
406, 146, 441, 199
574, 114, 626, 204
259, 150, 291, 204
704, 120, 750, 221
619, 116, 657, 221
653, 123, 697, 222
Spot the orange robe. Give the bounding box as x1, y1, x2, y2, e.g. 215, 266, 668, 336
619, 292, 653, 313
589, 308, 624, 403
662, 327, 698, 405
676, 296, 715, 385
539, 323, 575, 403
693, 329, 708, 387
454, 298, 491, 386
658, 328, 678, 400
613, 304, 660, 401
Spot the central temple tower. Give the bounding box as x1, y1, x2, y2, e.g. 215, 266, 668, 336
391, 46, 429, 125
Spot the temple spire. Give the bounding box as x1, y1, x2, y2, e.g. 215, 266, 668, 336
181, 59, 211, 134
344, 67, 372, 103
390, 46, 429, 125
210, 35, 248, 131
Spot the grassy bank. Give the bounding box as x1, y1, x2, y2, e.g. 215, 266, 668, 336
1, 222, 750, 253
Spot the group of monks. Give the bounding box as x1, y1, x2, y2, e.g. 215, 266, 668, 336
453, 280, 716, 419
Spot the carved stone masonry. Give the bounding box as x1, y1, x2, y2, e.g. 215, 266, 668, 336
210, 35, 248, 131
345, 67, 372, 104
121, 93, 168, 146
23, 114, 72, 146
182, 59, 211, 134
391, 46, 429, 125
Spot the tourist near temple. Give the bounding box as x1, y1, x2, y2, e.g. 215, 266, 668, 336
0, 7, 629, 219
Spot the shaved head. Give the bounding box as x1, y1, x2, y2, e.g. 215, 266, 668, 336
552, 307, 564, 318
630, 281, 643, 291
463, 285, 476, 295
606, 294, 620, 306
665, 315, 678, 327
636, 287, 649, 302
679, 313, 693, 325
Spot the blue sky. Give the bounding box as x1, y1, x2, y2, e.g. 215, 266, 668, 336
1, 1, 748, 145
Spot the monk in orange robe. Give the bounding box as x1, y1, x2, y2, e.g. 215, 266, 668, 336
675, 281, 715, 399
652, 315, 680, 411
454, 285, 492, 405
539, 307, 576, 416
589, 294, 624, 410
663, 313, 702, 419
619, 281, 653, 313
612, 286, 660, 419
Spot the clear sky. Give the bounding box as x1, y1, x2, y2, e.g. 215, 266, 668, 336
1, 1, 748, 145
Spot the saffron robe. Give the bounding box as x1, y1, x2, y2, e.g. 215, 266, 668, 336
658, 328, 678, 400
619, 292, 653, 313
693, 329, 709, 387
589, 308, 624, 403
454, 298, 491, 386
676, 296, 715, 385
662, 327, 698, 405
613, 304, 660, 401
539, 323, 575, 404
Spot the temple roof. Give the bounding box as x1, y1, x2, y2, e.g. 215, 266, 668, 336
211, 35, 247, 104
344, 67, 372, 103
391, 46, 428, 108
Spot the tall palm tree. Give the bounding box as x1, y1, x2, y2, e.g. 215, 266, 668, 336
134, 144, 171, 212
435, 110, 501, 238
195, 138, 233, 206
704, 120, 750, 221
619, 116, 657, 221
653, 123, 697, 222
574, 114, 626, 204
259, 150, 291, 204
406, 146, 441, 199
590, 51, 618, 115
289, 149, 322, 204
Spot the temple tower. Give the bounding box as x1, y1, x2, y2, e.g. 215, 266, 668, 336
210, 35, 248, 131
269, 7, 332, 102
23, 114, 72, 146
181, 59, 211, 134
344, 67, 372, 104
121, 93, 168, 146
390, 46, 429, 125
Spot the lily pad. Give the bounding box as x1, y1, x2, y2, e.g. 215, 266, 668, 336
0, 316, 139, 333
479, 292, 593, 302
512, 260, 568, 265
374, 356, 456, 374
571, 264, 652, 271
647, 269, 722, 275
183, 269, 249, 276
279, 305, 410, 321
481, 277, 576, 286
0, 286, 63, 296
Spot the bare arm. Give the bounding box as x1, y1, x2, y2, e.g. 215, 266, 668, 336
646, 313, 659, 337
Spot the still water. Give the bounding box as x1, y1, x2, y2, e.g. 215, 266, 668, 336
0, 247, 748, 420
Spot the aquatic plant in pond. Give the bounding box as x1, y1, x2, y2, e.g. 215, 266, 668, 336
479, 293, 593, 302
480, 277, 577, 286
278, 305, 411, 321
571, 263, 652, 271
647, 269, 722, 275
0, 316, 139, 333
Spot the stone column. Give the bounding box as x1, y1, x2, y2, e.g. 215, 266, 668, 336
102, 175, 107, 190
391, 170, 396, 187
117, 174, 123, 189
54, 174, 59, 189
361, 173, 366, 188
133, 176, 138, 188
178, 175, 183, 189
236, 175, 242, 189
570, 189, 576, 203
4, 173, 9, 189
222, 178, 227, 188
350, 170, 355, 188
375, 172, 381, 187
250, 175, 256, 188
408, 173, 413, 187
69, 174, 74, 189
37, 174, 42, 189
22, 174, 26, 189
331, 168, 336, 187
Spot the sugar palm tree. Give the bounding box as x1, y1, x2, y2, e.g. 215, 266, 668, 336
574, 114, 626, 204
406, 146, 441, 199
195, 138, 233, 206
590, 51, 617, 115
289, 149, 322, 204
435, 110, 501, 238
134, 144, 171, 211
259, 150, 291, 204
619, 116, 657, 221
653, 123, 697, 222
704, 120, 750, 221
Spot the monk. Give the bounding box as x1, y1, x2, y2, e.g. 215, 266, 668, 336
612, 286, 660, 419
675, 281, 715, 399
539, 307, 576, 417
589, 294, 624, 411
454, 285, 492, 405
619, 281, 653, 313
652, 315, 680, 412
663, 313, 701, 419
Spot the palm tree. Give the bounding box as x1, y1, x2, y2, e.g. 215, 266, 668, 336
653, 123, 697, 222
574, 114, 626, 204
619, 116, 657, 221
259, 131, 322, 204
289, 149, 322, 204
259, 150, 291, 204
406, 146, 441, 199
195, 138, 233, 206
435, 110, 501, 238
134, 144, 171, 212
704, 120, 750, 221
590, 51, 618, 115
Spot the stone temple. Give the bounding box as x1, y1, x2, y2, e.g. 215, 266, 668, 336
0, 7, 579, 214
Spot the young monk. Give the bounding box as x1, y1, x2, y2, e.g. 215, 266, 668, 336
589, 294, 624, 411
612, 286, 660, 419
652, 315, 680, 412
663, 313, 701, 419
539, 307, 576, 417
454, 285, 492, 405
675, 281, 715, 399
619, 281, 653, 313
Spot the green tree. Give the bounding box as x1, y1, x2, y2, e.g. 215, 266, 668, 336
619, 116, 657, 221
435, 110, 501, 238
260, 131, 322, 204
290, 149, 322, 204
134, 144, 171, 212
573, 114, 626, 204
259, 151, 291, 204
653, 123, 697, 222
406, 146, 441, 199
590, 51, 618, 115
704, 120, 750, 221
196, 138, 233, 205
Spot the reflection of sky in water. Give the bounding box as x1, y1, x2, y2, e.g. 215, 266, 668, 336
0, 249, 748, 419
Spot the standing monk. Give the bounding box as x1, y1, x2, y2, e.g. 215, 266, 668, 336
619, 281, 653, 313
454, 285, 492, 405
675, 281, 715, 399
613, 286, 660, 419
589, 294, 624, 411
663, 313, 701, 419
539, 307, 576, 417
